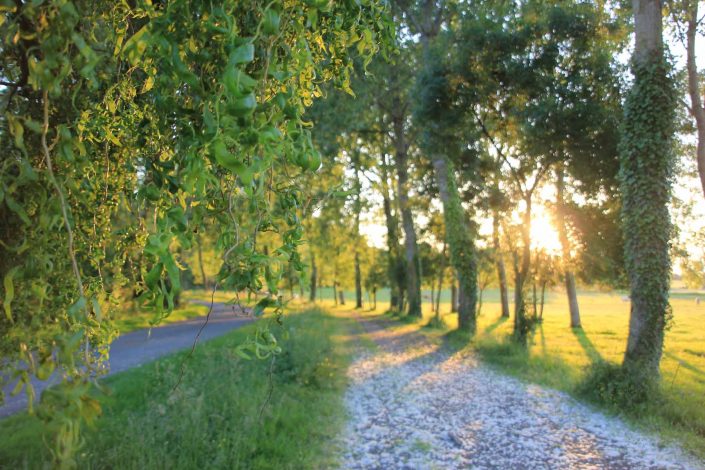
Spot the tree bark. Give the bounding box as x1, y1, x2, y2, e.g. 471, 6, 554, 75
433, 155, 478, 334
478, 284, 484, 317
354, 155, 363, 309
539, 281, 547, 322
686, 1, 705, 198
492, 212, 510, 318
435, 243, 445, 319
355, 251, 363, 309
393, 113, 423, 318
633, 0, 663, 63
556, 166, 582, 328
513, 195, 533, 344
450, 278, 457, 313
381, 159, 403, 310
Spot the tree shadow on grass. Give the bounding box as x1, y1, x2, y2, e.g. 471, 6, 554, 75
664, 352, 705, 379
537, 324, 548, 356
484, 315, 508, 335
571, 328, 603, 363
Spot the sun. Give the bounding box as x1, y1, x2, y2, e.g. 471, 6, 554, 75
530, 206, 563, 255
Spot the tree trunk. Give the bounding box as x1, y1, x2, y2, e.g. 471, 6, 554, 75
532, 281, 537, 320
354, 155, 363, 309
339, 290, 346, 305
686, 1, 705, 198
492, 212, 510, 318
621, 0, 674, 380
355, 251, 363, 309
434, 284, 441, 317
556, 166, 581, 328
450, 278, 457, 313
430, 285, 435, 314
435, 242, 446, 317
381, 153, 403, 310
513, 195, 533, 344
309, 252, 318, 302
539, 281, 547, 322
394, 116, 423, 318
333, 282, 338, 306
478, 285, 484, 316
432, 155, 478, 334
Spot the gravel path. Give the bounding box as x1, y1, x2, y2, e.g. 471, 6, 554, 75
0, 302, 251, 418
339, 314, 704, 470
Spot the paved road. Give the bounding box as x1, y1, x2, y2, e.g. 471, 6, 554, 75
0, 302, 251, 418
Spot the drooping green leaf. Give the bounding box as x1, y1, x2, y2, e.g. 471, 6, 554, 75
3, 266, 19, 323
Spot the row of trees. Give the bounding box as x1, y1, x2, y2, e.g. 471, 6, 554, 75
303, 0, 703, 397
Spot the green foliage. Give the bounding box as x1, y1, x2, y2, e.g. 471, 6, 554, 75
680, 258, 705, 289
440, 158, 479, 335
618, 53, 677, 374
0, 308, 353, 469
0, 0, 389, 461
577, 360, 661, 409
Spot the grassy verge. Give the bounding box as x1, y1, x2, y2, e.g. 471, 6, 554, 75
0, 307, 355, 469
113, 303, 208, 334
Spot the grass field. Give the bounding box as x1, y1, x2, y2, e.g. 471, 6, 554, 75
113, 302, 208, 333
0, 307, 357, 469
315, 286, 705, 459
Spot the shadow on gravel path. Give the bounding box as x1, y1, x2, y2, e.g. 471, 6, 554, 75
338, 311, 702, 470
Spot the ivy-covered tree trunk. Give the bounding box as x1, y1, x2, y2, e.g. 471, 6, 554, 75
433, 155, 478, 334
686, 1, 705, 199
556, 166, 581, 328
393, 115, 423, 318
492, 212, 510, 318
309, 253, 317, 302
620, 0, 676, 380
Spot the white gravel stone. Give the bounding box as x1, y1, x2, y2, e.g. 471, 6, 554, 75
337, 316, 705, 470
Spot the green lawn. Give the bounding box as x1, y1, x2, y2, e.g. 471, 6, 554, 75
320, 287, 705, 459
0, 307, 357, 469
113, 303, 208, 334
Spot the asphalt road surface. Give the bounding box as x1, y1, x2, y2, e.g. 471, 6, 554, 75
0, 302, 251, 418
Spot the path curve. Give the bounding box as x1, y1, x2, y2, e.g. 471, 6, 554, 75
340, 314, 704, 470
0, 302, 251, 418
